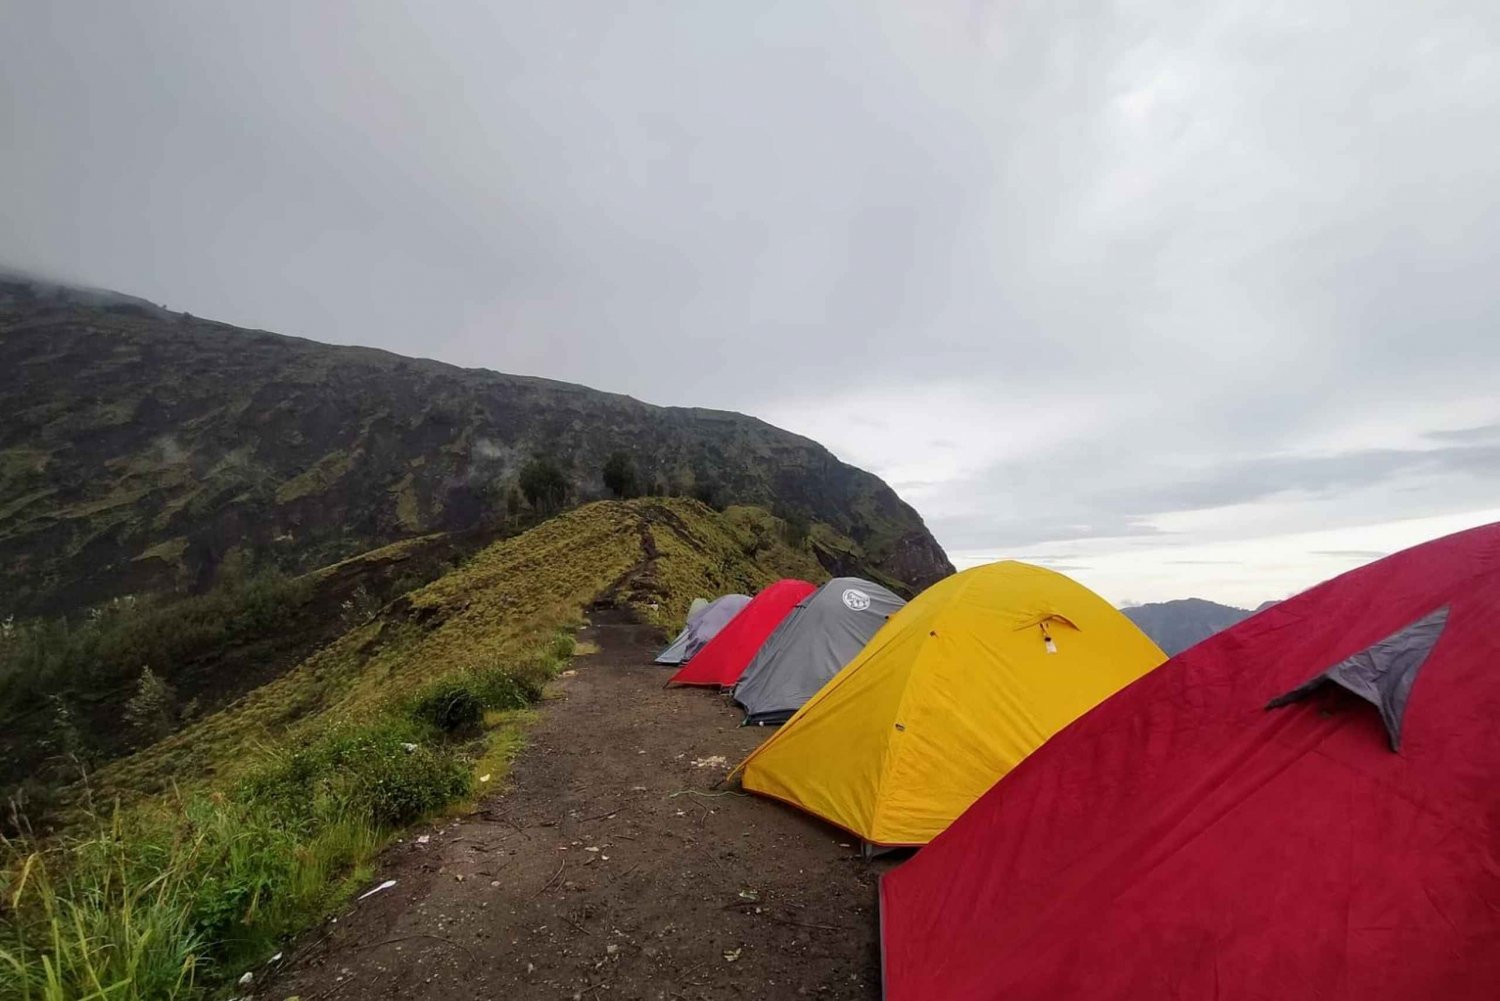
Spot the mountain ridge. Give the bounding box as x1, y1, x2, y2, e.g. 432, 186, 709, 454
0, 275, 952, 617
1122, 596, 1258, 656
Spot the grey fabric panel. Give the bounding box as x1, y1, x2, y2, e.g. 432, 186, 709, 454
683, 593, 752, 662
654, 594, 748, 665
657, 594, 726, 666
1266, 605, 1449, 751
654, 597, 714, 665
733, 577, 906, 724
653, 627, 695, 665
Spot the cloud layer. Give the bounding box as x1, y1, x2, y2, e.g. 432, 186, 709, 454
4, 2, 1499, 602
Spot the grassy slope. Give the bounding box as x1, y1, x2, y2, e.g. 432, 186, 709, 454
0, 522, 494, 803
91, 498, 825, 805
2, 498, 826, 1000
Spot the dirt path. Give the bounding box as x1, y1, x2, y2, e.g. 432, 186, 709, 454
269, 606, 890, 1001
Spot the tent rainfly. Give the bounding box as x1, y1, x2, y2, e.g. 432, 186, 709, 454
733, 561, 1165, 846
667, 580, 815, 688
880, 522, 1500, 1001
657, 594, 750, 666
652, 596, 715, 665
733, 577, 906, 726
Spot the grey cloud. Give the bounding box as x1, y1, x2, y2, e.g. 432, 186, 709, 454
3, 1, 1500, 584
1102, 442, 1500, 518
932, 437, 1500, 551
1425, 423, 1500, 444
938, 511, 1169, 552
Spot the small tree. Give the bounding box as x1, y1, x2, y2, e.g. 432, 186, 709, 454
47, 694, 84, 759
602, 451, 639, 499
519, 455, 569, 513
124, 667, 178, 744
505, 486, 523, 522
780, 509, 811, 548
691, 479, 724, 510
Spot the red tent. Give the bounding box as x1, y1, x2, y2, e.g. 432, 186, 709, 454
668, 579, 814, 688
881, 522, 1500, 1001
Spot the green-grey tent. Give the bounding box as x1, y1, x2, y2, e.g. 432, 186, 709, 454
731, 577, 905, 724
654, 594, 748, 665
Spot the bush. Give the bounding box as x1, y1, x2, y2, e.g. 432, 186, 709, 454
124, 666, 180, 743
519, 455, 568, 513
602, 451, 639, 499
691, 479, 725, 510
777, 508, 811, 548
409, 679, 486, 733
408, 662, 549, 735
242, 719, 472, 828
470, 669, 545, 711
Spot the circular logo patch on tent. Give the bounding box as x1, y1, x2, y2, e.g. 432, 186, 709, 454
842, 588, 872, 611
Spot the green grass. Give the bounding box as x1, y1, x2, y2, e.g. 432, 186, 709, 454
0, 628, 577, 1001
0, 498, 825, 1000
272, 450, 355, 504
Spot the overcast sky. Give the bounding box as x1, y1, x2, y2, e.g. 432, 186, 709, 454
5, 1, 1500, 606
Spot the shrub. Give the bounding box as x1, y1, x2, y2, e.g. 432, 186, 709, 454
602, 451, 639, 499
408, 660, 552, 734
691, 479, 724, 510
470, 669, 545, 711
409, 679, 486, 733
242, 720, 472, 828
778, 509, 811, 548
124, 666, 180, 743
518, 455, 568, 513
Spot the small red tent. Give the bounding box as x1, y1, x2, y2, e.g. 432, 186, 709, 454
881, 522, 1500, 1001
668, 579, 814, 688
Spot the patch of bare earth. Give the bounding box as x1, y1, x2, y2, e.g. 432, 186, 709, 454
268, 606, 889, 1001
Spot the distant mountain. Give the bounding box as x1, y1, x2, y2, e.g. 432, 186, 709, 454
1123, 597, 1257, 656
0, 276, 953, 617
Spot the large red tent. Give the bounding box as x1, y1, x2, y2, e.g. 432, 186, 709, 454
667, 579, 814, 688
881, 522, 1500, 1001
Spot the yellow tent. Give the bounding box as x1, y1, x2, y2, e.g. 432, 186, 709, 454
734, 561, 1166, 846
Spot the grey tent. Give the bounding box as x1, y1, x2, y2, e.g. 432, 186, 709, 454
654, 593, 750, 665
732, 577, 905, 725
652, 597, 711, 664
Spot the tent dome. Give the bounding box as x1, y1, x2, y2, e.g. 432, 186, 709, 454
654, 594, 746, 665
733, 577, 906, 725
880, 523, 1500, 1001
736, 561, 1164, 846
667, 579, 815, 688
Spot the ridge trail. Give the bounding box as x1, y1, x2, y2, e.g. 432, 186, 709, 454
270, 605, 888, 1000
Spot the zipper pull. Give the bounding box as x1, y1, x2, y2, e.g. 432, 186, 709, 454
1041, 621, 1057, 654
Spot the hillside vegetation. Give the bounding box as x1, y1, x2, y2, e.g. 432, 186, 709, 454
92, 498, 824, 805
0, 498, 826, 999
0, 526, 494, 811
0, 276, 951, 619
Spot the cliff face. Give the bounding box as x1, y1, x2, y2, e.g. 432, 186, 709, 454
0, 278, 952, 616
